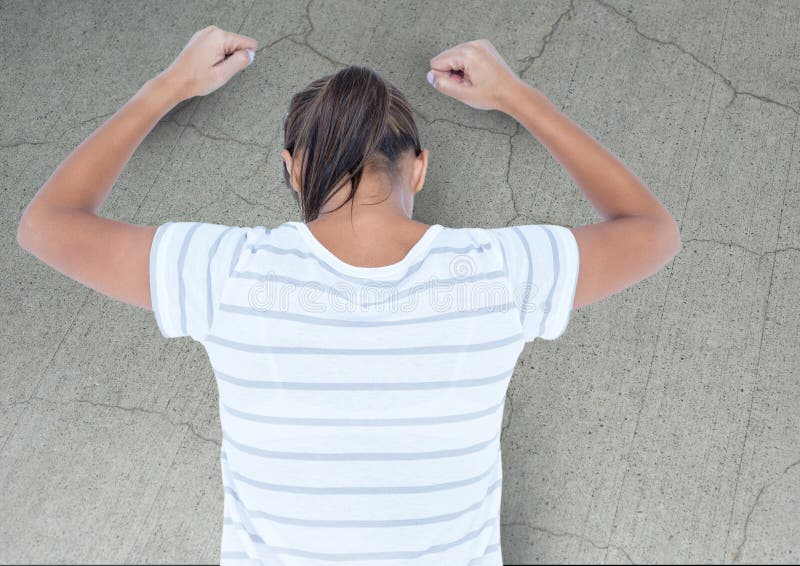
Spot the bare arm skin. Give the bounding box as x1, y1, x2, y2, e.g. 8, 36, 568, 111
428, 40, 682, 309
16, 26, 258, 309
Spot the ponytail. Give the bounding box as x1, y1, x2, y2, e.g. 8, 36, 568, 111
282, 66, 422, 222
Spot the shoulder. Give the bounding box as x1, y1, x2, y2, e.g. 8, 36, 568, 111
433, 225, 497, 253
480, 224, 580, 341
149, 221, 301, 339
427, 225, 504, 273
480, 224, 576, 266
436, 224, 565, 271
222, 221, 305, 273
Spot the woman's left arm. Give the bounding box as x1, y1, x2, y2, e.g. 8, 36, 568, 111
16, 26, 257, 309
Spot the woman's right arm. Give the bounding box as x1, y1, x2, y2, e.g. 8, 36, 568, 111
428, 40, 682, 309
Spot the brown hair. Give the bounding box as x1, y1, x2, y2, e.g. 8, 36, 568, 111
282, 66, 422, 223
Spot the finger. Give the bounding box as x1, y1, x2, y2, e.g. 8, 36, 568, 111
427, 69, 471, 97
430, 46, 468, 72
221, 30, 258, 54
214, 48, 254, 84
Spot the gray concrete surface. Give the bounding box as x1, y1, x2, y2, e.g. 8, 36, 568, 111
1, 0, 798, 563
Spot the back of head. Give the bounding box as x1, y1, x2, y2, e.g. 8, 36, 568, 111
282, 66, 422, 222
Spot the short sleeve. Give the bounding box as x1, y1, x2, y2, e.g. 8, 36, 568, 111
489, 224, 580, 342
149, 221, 250, 340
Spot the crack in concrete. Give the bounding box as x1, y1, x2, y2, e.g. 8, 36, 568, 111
130, 97, 204, 222
161, 117, 272, 150
251, 0, 324, 57
730, 457, 800, 562
239, 150, 280, 195
285, 0, 346, 68
726, 112, 799, 562
0, 290, 95, 455
517, 0, 577, 78
13, 395, 221, 446
52, 110, 117, 143
505, 123, 523, 226
412, 107, 524, 225
594, 0, 799, 117
255, 32, 306, 55
2, 111, 120, 150
412, 106, 514, 137
191, 190, 269, 216
683, 237, 800, 258
602, 4, 735, 557
0, 139, 49, 150
426, 116, 511, 137
232, 190, 264, 207
502, 520, 636, 563
501, 389, 515, 439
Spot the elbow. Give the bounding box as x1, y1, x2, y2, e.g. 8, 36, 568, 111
658, 214, 682, 261
667, 217, 682, 258
17, 202, 45, 254
16, 209, 33, 253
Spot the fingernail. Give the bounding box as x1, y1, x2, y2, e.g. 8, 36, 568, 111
426, 70, 435, 87
246, 49, 255, 64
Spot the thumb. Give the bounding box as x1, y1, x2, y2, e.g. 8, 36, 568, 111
427, 69, 469, 99
215, 48, 255, 84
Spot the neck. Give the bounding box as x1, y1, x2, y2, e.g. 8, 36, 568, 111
311, 205, 411, 231
309, 174, 413, 227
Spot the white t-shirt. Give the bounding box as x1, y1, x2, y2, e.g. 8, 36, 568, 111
149, 220, 580, 566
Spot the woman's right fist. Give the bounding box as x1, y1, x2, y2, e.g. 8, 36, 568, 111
427, 39, 523, 111
160, 25, 258, 100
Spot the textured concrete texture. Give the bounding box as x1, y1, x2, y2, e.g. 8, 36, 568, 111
1, 0, 799, 564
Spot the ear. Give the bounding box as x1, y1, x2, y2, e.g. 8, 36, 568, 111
412, 148, 429, 194
280, 149, 299, 192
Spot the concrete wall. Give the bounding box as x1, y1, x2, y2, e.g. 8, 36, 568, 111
2, 0, 798, 563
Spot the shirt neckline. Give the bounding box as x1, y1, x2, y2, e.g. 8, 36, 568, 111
288, 221, 444, 278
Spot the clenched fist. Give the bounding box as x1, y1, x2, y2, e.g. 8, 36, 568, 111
160, 25, 259, 100
427, 39, 524, 111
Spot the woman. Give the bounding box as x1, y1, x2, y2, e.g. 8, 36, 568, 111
17, 26, 681, 566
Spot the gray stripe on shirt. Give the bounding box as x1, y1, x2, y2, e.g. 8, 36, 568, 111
177, 223, 202, 336
213, 367, 513, 391
539, 226, 561, 338
220, 397, 505, 426
220, 478, 501, 528
206, 226, 236, 331
219, 301, 515, 327
511, 226, 533, 328
221, 449, 500, 494
205, 331, 523, 355
222, 517, 498, 561
220, 428, 500, 461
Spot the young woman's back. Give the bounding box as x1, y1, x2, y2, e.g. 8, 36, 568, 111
17, 28, 681, 566
151, 218, 578, 564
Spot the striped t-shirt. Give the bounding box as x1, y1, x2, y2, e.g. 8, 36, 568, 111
149, 220, 580, 566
